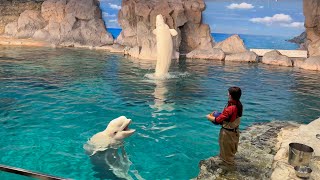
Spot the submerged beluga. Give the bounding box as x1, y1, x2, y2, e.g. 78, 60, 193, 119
153, 14, 178, 78
84, 116, 136, 179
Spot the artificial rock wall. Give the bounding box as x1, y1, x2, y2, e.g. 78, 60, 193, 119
0, 0, 44, 34
116, 0, 214, 60
304, 0, 320, 57
2, 0, 113, 47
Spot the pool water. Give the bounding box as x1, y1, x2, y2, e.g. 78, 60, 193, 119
0, 46, 319, 180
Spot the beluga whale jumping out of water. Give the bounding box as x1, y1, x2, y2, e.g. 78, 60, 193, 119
83, 116, 136, 179
153, 14, 178, 78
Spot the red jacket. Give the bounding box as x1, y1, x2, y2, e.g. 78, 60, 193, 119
215, 101, 238, 124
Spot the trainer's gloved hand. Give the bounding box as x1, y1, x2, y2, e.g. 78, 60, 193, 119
212, 111, 221, 118
209, 111, 221, 125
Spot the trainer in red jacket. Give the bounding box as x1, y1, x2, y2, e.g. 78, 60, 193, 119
206, 87, 243, 165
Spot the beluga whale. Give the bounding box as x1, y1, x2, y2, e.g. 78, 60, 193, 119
83, 116, 136, 180
153, 14, 178, 78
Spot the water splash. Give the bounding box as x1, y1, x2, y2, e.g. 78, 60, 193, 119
144, 72, 190, 81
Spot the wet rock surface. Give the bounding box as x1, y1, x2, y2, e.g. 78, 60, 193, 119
262, 50, 293, 67
225, 51, 258, 63
295, 56, 320, 71
195, 121, 299, 180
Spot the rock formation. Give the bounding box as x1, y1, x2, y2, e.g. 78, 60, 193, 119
116, 0, 214, 60
186, 48, 225, 60
186, 34, 249, 60
0, 0, 44, 35
295, 56, 320, 71
262, 50, 293, 67
304, 0, 320, 56
287, 31, 308, 50
195, 118, 320, 180
214, 34, 247, 54
271, 118, 320, 180
3, 0, 113, 47
288, 32, 307, 45
225, 51, 258, 63
195, 121, 299, 179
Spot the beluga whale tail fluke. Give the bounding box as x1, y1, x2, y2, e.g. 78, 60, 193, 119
153, 14, 178, 79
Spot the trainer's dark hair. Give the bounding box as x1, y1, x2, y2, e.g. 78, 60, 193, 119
228, 87, 243, 117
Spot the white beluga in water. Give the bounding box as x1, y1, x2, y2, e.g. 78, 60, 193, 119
153, 14, 178, 78
151, 80, 175, 115
84, 116, 137, 180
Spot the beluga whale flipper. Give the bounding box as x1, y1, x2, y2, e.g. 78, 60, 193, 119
153, 14, 178, 78
83, 116, 136, 179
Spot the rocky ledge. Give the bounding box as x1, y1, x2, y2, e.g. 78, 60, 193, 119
195, 118, 320, 180
2, 0, 113, 47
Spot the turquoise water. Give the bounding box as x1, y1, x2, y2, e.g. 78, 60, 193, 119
0, 46, 319, 180
107, 28, 299, 50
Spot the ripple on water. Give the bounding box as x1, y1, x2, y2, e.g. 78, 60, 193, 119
0, 47, 319, 179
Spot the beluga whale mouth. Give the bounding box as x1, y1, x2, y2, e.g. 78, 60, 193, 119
121, 118, 135, 136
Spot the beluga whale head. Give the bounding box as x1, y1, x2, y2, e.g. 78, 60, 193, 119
84, 116, 135, 155
156, 14, 166, 28
104, 116, 135, 140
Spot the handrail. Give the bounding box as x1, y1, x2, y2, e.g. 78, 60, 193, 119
0, 164, 69, 180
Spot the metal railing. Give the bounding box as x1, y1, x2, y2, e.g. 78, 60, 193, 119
0, 164, 69, 180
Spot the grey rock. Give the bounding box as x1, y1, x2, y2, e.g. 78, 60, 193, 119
80, 19, 114, 46
271, 118, 320, 179
41, 0, 66, 22
304, 0, 320, 56
262, 50, 293, 67
46, 20, 61, 43
186, 48, 225, 60
128, 46, 140, 59
65, 0, 99, 20
295, 56, 320, 71
4, 22, 18, 36
195, 122, 294, 180
3, 0, 113, 47
292, 58, 306, 67
214, 35, 247, 54
33, 29, 50, 40
287, 31, 306, 45
0, 0, 44, 34
225, 51, 258, 62
16, 10, 46, 38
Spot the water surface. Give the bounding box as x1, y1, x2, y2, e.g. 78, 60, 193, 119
0, 46, 319, 179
